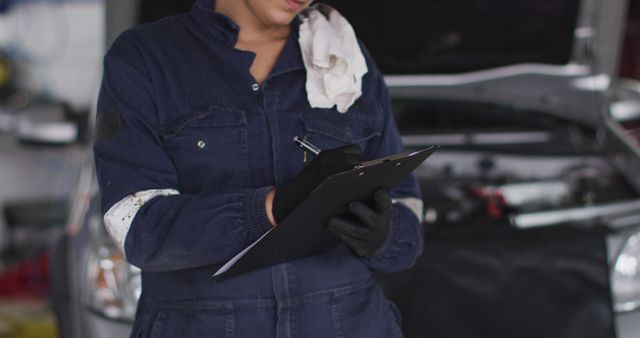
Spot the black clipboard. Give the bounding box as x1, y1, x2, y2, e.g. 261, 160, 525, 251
213, 146, 438, 281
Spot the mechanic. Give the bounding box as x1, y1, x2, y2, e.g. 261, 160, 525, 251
93, 0, 424, 336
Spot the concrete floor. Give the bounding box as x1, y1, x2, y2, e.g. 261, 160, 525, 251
0, 299, 57, 338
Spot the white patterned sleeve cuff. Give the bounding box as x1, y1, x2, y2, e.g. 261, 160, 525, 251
392, 197, 423, 222
103, 189, 180, 255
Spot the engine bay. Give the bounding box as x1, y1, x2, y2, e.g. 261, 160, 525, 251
412, 150, 639, 229
393, 99, 640, 229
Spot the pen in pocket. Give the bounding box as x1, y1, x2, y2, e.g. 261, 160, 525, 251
293, 136, 321, 155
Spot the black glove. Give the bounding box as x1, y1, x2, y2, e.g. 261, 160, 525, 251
327, 189, 393, 257
272, 144, 364, 223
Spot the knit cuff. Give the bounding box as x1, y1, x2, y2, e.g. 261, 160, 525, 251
242, 187, 275, 243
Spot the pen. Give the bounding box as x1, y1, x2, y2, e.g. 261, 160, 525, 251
293, 136, 321, 155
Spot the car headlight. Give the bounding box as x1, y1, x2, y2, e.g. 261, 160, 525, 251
85, 239, 141, 322
612, 231, 640, 312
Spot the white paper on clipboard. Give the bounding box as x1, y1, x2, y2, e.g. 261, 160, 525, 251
213, 228, 274, 277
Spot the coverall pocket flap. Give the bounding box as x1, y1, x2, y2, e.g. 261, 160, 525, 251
160, 106, 247, 138
302, 118, 380, 145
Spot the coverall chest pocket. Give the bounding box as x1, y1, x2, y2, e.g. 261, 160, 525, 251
290, 113, 381, 178
161, 106, 249, 193
301, 116, 380, 150
302, 108, 380, 154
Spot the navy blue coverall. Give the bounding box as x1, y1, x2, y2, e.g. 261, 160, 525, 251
93, 1, 424, 337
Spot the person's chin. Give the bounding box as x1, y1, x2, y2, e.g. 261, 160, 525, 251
265, 10, 298, 27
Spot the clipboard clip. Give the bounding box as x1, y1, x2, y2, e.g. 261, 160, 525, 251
293, 136, 426, 170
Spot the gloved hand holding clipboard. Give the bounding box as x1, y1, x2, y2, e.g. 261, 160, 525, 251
213, 139, 438, 282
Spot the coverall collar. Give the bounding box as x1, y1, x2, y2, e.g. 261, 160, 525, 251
191, 0, 304, 78
192, 0, 304, 47
192, 0, 241, 46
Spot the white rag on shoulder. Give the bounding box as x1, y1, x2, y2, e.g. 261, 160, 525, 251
298, 4, 368, 113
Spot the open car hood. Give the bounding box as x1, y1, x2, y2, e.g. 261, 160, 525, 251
325, 0, 630, 125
